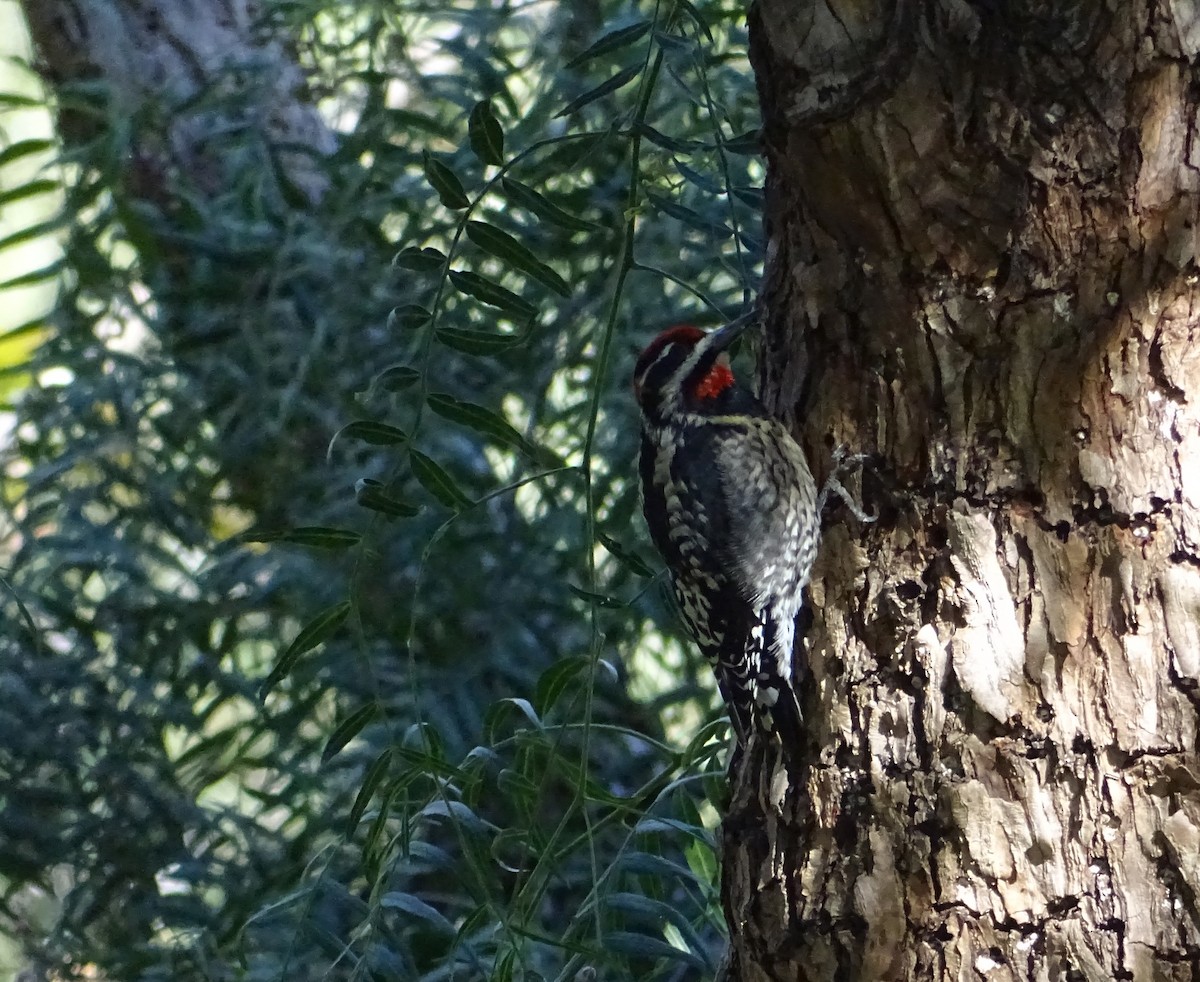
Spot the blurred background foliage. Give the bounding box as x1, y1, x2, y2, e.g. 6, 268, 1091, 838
0, 0, 763, 977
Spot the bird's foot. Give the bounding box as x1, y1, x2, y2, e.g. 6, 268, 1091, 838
818, 445, 876, 523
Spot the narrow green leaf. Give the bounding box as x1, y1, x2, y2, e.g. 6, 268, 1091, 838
597, 532, 654, 577
635, 122, 704, 155
401, 721, 445, 760
321, 703, 379, 764
421, 798, 498, 835
675, 0, 715, 41
0, 178, 57, 208
380, 893, 456, 936
463, 746, 502, 774
363, 787, 393, 879
534, 656, 590, 714
605, 932, 706, 969
493, 949, 516, 982
410, 450, 472, 509
724, 130, 762, 156
347, 747, 393, 832
652, 30, 699, 58
565, 21, 652, 68
244, 526, 362, 549
355, 479, 421, 518
468, 101, 505, 166
635, 815, 710, 841
376, 365, 421, 391
485, 697, 544, 741
0, 260, 64, 291
0, 92, 44, 109
387, 304, 432, 330
0, 138, 54, 168
604, 892, 684, 922
259, 601, 351, 699
620, 851, 697, 881
0, 570, 41, 654
422, 151, 470, 209
435, 326, 527, 356
410, 841, 458, 873
531, 443, 567, 470
495, 772, 540, 813
568, 584, 625, 609
674, 160, 723, 194
426, 393, 527, 454
337, 420, 408, 446
465, 221, 570, 297
0, 218, 68, 254
0, 317, 49, 346
449, 270, 536, 317
392, 246, 447, 272
555, 64, 640, 118
732, 186, 764, 208
542, 131, 611, 169
605, 895, 710, 967
739, 230, 764, 254
645, 191, 732, 237
684, 839, 718, 884
676, 792, 705, 830
684, 717, 734, 762
500, 178, 597, 232
386, 108, 452, 138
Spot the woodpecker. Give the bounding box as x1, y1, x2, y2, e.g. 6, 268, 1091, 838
633, 314, 837, 755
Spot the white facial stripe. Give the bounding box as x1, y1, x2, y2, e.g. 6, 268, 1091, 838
661, 333, 720, 414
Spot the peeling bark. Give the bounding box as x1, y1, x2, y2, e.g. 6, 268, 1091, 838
728, 1, 1200, 979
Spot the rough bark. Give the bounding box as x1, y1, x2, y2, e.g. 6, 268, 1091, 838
726, 1, 1200, 979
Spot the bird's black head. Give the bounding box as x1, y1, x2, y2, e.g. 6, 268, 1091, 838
633, 319, 749, 422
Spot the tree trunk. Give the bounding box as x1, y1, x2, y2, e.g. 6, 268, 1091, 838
725, 1, 1200, 979
19, 0, 354, 529
21, 0, 333, 204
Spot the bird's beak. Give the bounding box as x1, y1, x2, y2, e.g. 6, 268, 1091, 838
705, 310, 756, 353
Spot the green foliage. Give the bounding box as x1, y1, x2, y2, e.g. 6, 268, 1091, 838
0, 0, 763, 978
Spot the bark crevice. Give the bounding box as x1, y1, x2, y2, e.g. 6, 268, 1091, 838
727, 2, 1200, 977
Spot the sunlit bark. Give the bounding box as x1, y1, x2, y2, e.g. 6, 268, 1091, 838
726, 2, 1200, 979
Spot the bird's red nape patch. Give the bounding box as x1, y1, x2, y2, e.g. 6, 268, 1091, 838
633, 324, 707, 399
691, 358, 735, 400
636, 325, 705, 368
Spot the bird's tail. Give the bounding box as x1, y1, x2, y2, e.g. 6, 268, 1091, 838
752, 610, 805, 759
713, 609, 804, 759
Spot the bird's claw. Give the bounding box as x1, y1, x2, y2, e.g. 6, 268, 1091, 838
819, 445, 876, 522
